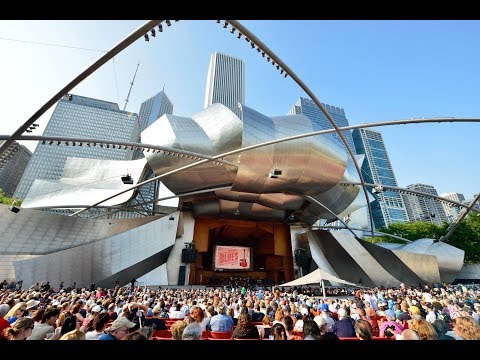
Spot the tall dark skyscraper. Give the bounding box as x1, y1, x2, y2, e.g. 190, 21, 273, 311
15, 95, 140, 200
352, 128, 409, 228
0, 141, 32, 197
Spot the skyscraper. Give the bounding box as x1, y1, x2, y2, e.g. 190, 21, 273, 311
439, 192, 465, 222
402, 183, 448, 225
0, 141, 32, 197
352, 128, 408, 228
138, 90, 173, 133
204, 52, 245, 119
14, 94, 140, 200
288, 97, 356, 153
136, 90, 174, 214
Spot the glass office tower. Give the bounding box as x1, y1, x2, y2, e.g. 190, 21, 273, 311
352, 128, 408, 228
15, 95, 140, 200
0, 141, 32, 197
288, 97, 356, 153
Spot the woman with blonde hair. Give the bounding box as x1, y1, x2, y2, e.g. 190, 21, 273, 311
273, 307, 285, 325
3, 317, 34, 340
59, 329, 86, 340
410, 317, 437, 340
170, 320, 187, 340
4, 302, 27, 324
453, 316, 480, 340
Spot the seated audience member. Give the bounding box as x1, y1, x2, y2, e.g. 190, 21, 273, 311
170, 320, 187, 340
379, 309, 404, 337
453, 316, 480, 340
271, 322, 288, 340
59, 329, 86, 340
209, 303, 234, 332
410, 318, 438, 340
85, 312, 111, 340
396, 329, 420, 340
232, 313, 259, 339
283, 315, 301, 340
354, 319, 373, 340
182, 322, 202, 340
432, 319, 454, 340
0, 304, 11, 339
302, 319, 320, 340
98, 317, 136, 340
3, 317, 34, 340
144, 306, 167, 331
27, 307, 60, 340
316, 317, 339, 340
122, 330, 148, 340
331, 308, 356, 338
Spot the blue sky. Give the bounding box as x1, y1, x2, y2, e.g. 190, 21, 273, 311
0, 20, 479, 199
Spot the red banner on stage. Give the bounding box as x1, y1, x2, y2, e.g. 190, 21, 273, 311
213, 245, 252, 271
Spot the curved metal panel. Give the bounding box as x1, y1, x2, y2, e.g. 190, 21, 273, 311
142, 114, 237, 194
271, 115, 347, 195
395, 239, 464, 283
214, 189, 305, 210
13, 213, 178, 289
303, 157, 361, 220
22, 157, 148, 208
191, 103, 243, 154
232, 105, 276, 193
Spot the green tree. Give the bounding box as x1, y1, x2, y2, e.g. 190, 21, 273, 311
367, 213, 480, 264
0, 187, 22, 206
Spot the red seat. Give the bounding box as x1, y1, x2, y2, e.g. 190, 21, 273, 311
373, 336, 395, 340
339, 337, 360, 340
209, 331, 233, 339
201, 330, 211, 340
152, 330, 172, 338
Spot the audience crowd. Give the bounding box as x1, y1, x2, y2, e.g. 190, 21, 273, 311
1, 280, 480, 340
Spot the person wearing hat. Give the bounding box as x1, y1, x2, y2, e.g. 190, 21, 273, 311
25, 299, 40, 317
98, 316, 136, 340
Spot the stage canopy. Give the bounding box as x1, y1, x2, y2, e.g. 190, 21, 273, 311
280, 268, 359, 287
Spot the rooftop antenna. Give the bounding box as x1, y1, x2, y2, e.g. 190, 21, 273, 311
123, 61, 140, 111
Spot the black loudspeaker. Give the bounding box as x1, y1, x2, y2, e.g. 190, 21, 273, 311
294, 248, 309, 268
178, 266, 186, 286
181, 248, 197, 263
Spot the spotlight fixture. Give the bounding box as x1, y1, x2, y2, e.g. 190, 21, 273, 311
158, 24, 163, 32
276, 65, 280, 70
166, 20, 171, 26
261, 51, 265, 57
245, 38, 250, 43
372, 185, 384, 194
256, 47, 261, 52
269, 168, 282, 179
272, 60, 276, 66
144, 33, 149, 42
230, 27, 236, 34
223, 21, 228, 28
65, 94, 73, 101
267, 56, 270, 62
250, 42, 255, 49
9, 200, 20, 213
121, 174, 133, 185
280, 69, 284, 74
169, 215, 175, 220
237, 32, 242, 39
216, 20, 221, 23
151, 29, 156, 37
